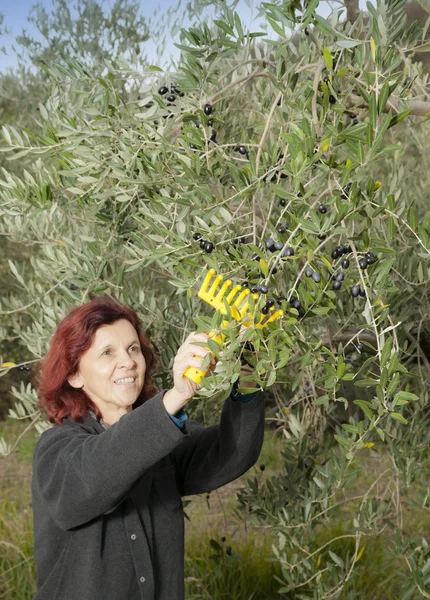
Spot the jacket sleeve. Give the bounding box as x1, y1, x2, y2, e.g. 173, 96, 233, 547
168, 387, 257, 430
32, 390, 191, 531
170, 390, 265, 497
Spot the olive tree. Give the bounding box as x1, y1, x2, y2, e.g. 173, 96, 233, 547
1, 0, 430, 596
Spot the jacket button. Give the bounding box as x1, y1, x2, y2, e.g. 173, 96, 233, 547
131, 534, 137, 540
140, 576, 146, 583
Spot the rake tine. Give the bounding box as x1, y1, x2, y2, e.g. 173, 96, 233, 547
208, 273, 224, 298
199, 269, 217, 295
225, 284, 244, 306
236, 291, 259, 320
255, 307, 284, 328
215, 279, 233, 305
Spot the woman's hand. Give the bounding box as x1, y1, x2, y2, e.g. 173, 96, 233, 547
171, 331, 217, 402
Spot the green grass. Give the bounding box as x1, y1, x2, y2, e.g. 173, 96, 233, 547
0, 495, 36, 600
184, 531, 283, 599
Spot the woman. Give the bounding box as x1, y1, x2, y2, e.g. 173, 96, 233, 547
31, 294, 265, 600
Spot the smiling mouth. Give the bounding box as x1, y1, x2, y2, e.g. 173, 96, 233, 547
114, 378, 136, 386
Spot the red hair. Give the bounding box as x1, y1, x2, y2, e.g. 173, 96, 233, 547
32, 295, 160, 426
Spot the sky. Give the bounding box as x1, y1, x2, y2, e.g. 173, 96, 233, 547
0, 0, 371, 74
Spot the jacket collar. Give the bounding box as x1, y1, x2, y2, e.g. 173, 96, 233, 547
62, 411, 106, 434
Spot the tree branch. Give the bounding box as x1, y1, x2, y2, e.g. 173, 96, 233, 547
344, 0, 360, 24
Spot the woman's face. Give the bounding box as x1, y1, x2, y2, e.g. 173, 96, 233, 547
67, 319, 146, 426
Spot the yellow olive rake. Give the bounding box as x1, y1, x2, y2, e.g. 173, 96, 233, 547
184, 268, 284, 384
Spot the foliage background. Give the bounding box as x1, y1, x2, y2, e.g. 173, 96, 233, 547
0, 0, 429, 598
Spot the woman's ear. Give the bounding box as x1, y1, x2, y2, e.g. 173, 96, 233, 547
67, 373, 83, 389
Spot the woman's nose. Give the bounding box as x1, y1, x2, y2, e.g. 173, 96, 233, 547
119, 352, 136, 365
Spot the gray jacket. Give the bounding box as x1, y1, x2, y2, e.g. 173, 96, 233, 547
31, 388, 265, 599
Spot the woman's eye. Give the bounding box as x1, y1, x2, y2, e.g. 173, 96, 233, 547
102, 346, 139, 356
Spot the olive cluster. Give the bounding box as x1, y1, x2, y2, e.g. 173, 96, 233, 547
330, 246, 377, 295
192, 232, 213, 253
189, 103, 217, 148
331, 244, 353, 260
246, 283, 283, 316
305, 267, 322, 283
351, 284, 366, 297
331, 269, 346, 291
349, 113, 359, 126
246, 287, 275, 316
341, 182, 352, 199
157, 83, 185, 103
282, 294, 305, 318
265, 237, 294, 258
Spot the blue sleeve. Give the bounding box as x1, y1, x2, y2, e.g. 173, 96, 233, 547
167, 407, 188, 429
230, 379, 260, 403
